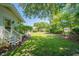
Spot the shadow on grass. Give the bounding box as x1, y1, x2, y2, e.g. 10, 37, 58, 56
6, 35, 79, 56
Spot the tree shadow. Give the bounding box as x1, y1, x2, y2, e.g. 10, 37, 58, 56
6, 35, 79, 56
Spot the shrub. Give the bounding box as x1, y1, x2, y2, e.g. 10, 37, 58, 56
68, 27, 79, 43
50, 28, 63, 34
72, 27, 79, 34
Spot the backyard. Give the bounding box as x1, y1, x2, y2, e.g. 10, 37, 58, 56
1, 3, 79, 56
6, 32, 79, 56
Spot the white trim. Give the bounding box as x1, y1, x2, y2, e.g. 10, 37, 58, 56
0, 4, 24, 22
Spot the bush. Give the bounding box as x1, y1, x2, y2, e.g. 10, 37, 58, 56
72, 27, 79, 34
33, 29, 38, 32
50, 28, 63, 34
68, 27, 79, 43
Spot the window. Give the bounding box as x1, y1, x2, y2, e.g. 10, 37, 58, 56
4, 18, 11, 32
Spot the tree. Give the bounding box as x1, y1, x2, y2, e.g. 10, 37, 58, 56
33, 22, 49, 32
14, 24, 32, 34
23, 3, 79, 34
24, 3, 65, 33
24, 3, 65, 19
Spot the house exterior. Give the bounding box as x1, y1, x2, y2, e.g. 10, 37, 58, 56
0, 3, 24, 47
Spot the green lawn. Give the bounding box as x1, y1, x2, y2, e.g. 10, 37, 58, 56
6, 32, 79, 56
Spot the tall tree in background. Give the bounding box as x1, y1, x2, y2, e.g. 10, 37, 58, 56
33, 22, 49, 32
23, 3, 79, 33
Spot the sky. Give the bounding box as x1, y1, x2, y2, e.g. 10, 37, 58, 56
13, 3, 49, 26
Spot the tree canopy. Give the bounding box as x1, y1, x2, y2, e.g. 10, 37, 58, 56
33, 22, 49, 32
23, 3, 79, 33
24, 3, 65, 19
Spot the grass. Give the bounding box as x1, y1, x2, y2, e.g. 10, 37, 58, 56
6, 32, 79, 56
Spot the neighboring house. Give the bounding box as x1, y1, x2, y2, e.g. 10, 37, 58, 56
0, 3, 24, 47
